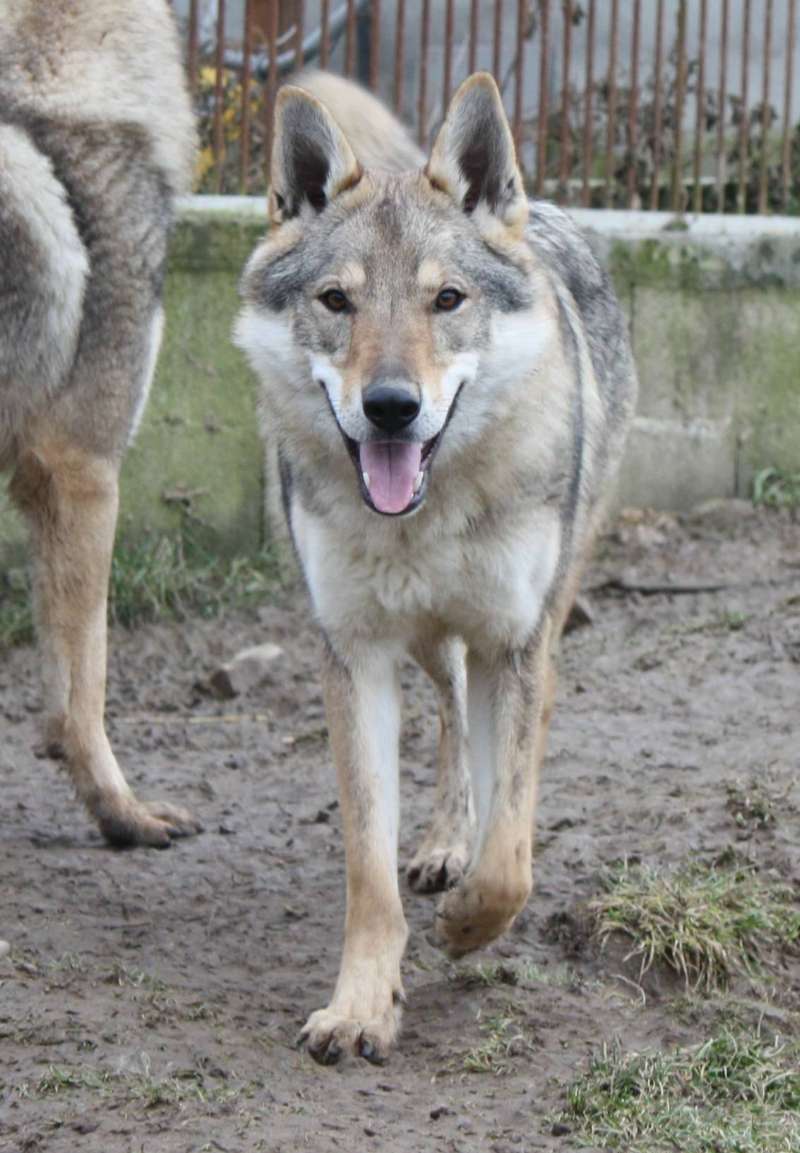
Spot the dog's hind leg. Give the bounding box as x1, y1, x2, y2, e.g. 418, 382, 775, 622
10, 439, 203, 848
406, 635, 475, 894
434, 619, 556, 956
300, 642, 408, 1065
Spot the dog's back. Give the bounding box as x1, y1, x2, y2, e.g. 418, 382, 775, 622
0, 0, 194, 459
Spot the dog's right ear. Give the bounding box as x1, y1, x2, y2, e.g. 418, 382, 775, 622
269, 87, 362, 224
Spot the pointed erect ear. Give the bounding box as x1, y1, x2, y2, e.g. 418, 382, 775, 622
427, 73, 527, 227
269, 86, 362, 223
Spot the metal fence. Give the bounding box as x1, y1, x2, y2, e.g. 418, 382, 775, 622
179, 0, 799, 214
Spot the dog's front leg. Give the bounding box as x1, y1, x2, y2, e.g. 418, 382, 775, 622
435, 619, 555, 956
301, 643, 408, 1065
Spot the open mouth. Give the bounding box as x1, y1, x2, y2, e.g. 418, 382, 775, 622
335, 385, 464, 517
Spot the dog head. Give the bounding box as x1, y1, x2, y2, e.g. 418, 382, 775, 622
237, 74, 539, 518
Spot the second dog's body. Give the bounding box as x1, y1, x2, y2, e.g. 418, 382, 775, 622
237, 72, 637, 1062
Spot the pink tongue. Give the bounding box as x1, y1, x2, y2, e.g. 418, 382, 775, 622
359, 441, 423, 514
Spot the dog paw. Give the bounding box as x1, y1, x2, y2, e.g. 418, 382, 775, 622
407, 843, 468, 894
434, 871, 530, 958
299, 1000, 401, 1066
93, 794, 203, 849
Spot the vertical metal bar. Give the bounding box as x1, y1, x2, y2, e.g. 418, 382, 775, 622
650, 0, 664, 209
716, 0, 729, 211
493, 0, 503, 80
418, 0, 431, 147
369, 0, 381, 92
581, 0, 595, 207
320, 0, 331, 69
738, 0, 751, 212
443, 0, 455, 108
187, 0, 199, 94
239, 0, 253, 194
626, 0, 641, 208
394, 0, 406, 113
345, 0, 357, 77
512, 0, 526, 153
558, 0, 573, 201
536, 0, 550, 195
693, 0, 707, 213
604, 0, 618, 207
782, 0, 796, 212
294, 0, 305, 70
213, 0, 226, 193
265, 0, 279, 189
671, 0, 687, 212
469, 0, 480, 74
758, 0, 773, 214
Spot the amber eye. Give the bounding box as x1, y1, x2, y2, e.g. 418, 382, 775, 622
319, 288, 350, 313
435, 287, 465, 312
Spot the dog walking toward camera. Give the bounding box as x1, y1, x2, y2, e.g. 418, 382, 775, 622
237, 70, 637, 1064
0, 1, 202, 847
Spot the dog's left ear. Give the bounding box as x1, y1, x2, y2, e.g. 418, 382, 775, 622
269, 86, 362, 223
427, 73, 527, 230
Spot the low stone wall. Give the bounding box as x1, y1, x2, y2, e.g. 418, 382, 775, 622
1, 202, 798, 565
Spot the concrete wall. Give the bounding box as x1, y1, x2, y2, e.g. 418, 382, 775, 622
1, 202, 798, 566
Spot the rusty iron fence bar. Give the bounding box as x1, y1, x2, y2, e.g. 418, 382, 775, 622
626, 0, 641, 209
190, 0, 798, 217
759, 0, 774, 213
581, 0, 595, 207
558, 0, 572, 197
469, 0, 479, 74
239, 0, 253, 192
739, 0, 752, 212
492, 0, 503, 81
650, 0, 665, 210
693, 0, 707, 213
394, 0, 405, 112
717, 0, 729, 211
345, 0, 356, 77
443, 0, 455, 109
320, 0, 331, 67
418, 0, 430, 147
784, 0, 797, 210
604, 0, 618, 208
536, 0, 550, 196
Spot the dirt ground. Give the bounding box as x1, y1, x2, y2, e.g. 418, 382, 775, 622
1, 503, 798, 1153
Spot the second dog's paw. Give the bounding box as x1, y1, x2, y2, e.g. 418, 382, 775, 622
93, 794, 203, 849
299, 1001, 401, 1066
407, 843, 468, 894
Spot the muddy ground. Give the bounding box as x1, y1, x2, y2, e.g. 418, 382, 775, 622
1, 503, 798, 1153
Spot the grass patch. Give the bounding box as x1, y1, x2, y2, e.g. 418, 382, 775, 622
21, 1061, 244, 1109
753, 467, 800, 509
589, 859, 800, 991
558, 1028, 800, 1152
454, 959, 579, 991
726, 778, 788, 832
462, 1011, 532, 1075
0, 532, 283, 649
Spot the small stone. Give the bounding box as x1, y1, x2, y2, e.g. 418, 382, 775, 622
551, 1122, 572, 1137
209, 643, 284, 699
430, 1105, 452, 1120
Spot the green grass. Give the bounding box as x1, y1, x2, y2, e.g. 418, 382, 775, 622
453, 958, 579, 991
558, 1028, 800, 1152
20, 1062, 245, 1109
753, 467, 800, 509
462, 1011, 532, 1075
589, 859, 800, 992
0, 531, 283, 649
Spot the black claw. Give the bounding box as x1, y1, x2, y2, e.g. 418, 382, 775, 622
359, 1037, 386, 1066
318, 1039, 342, 1066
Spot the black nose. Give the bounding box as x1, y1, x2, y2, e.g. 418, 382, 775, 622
362, 383, 421, 433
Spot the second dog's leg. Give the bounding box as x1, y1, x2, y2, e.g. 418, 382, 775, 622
407, 635, 474, 894
301, 643, 408, 1065
11, 440, 202, 848
435, 619, 555, 956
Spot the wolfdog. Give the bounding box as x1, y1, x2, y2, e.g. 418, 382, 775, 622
237, 71, 637, 1063
0, 1, 201, 847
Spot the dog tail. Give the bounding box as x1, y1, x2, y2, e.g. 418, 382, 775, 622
0, 125, 88, 398
291, 70, 425, 172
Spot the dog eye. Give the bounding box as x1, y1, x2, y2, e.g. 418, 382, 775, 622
319, 289, 351, 314
435, 287, 465, 312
